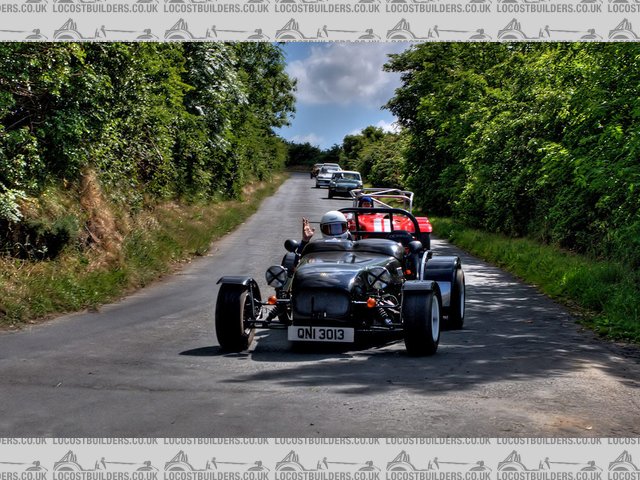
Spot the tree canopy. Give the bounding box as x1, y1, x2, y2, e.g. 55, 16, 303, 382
0, 43, 295, 258
0, 43, 295, 215
385, 43, 640, 266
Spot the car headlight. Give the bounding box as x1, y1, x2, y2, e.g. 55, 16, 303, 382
367, 266, 391, 290
266, 265, 287, 288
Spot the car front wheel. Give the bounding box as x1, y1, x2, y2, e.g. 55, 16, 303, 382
215, 284, 258, 352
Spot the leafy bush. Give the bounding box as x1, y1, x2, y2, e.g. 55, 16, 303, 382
0, 215, 78, 259
0, 43, 295, 259
0, 187, 26, 223
386, 43, 640, 267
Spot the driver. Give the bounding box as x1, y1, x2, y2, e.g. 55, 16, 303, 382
358, 195, 374, 208
319, 210, 350, 239
298, 210, 350, 252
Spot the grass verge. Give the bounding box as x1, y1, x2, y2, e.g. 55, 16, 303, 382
432, 217, 640, 343
0, 174, 287, 329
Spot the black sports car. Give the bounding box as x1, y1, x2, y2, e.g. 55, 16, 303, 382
215, 207, 465, 356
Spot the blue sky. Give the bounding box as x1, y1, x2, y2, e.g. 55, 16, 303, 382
276, 43, 411, 150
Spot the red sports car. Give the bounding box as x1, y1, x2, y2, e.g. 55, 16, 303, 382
348, 188, 433, 249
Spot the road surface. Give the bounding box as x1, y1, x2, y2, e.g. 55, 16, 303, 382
0, 173, 638, 436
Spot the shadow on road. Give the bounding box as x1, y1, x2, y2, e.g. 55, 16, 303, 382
180, 346, 223, 356
180, 346, 254, 360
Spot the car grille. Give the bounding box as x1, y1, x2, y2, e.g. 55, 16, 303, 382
293, 289, 350, 319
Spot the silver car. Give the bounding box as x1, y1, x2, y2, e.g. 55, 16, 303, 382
315, 165, 342, 188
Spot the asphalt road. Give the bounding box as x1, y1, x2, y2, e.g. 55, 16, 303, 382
0, 173, 639, 437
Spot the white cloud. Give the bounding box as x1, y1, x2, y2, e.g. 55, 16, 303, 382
349, 119, 401, 137
288, 44, 407, 107
375, 119, 401, 134
291, 133, 324, 146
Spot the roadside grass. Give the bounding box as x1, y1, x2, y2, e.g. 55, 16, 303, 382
432, 217, 640, 343
0, 174, 286, 329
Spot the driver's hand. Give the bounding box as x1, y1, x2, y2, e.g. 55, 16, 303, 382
302, 217, 315, 242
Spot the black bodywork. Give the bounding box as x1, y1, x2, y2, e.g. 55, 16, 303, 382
290, 239, 404, 329
215, 207, 465, 355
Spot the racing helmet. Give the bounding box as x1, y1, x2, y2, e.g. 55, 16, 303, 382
359, 195, 374, 207
320, 210, 349, 239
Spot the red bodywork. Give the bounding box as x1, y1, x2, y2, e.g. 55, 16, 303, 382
347, 212, 432, 235
346, 188, 433, 238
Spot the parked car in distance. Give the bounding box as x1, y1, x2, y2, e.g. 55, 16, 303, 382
328, 171, 363, 198
315, 165, 342, 188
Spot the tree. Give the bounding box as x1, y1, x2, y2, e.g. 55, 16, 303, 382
384, 43, 640, 266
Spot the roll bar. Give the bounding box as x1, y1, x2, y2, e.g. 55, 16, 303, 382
350, 188, 414, 212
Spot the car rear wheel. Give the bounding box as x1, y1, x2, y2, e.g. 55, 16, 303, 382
277, 299, 292, 326
402, 286, 441, 356
215, 284, 257, 352
420, 233, 431, 250
448, 267, 465, 329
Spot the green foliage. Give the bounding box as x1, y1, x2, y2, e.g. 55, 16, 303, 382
177, 43, 293, 198
3, 215, 79, 260
386, 43, 640, 267
339, 126, 406, 188
0, 175, 285, 326
0, 187, 26, 223
359, 133, 406, 188
342, 126, 385, 170
433, 217, 640, 342
285, 142, 345, 168
286, 142, 325, 166
0, 43, 295, 255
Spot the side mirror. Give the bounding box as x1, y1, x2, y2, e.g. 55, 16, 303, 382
408, 240, 423, 254
284, 239, 300, 253
281, 252, 299, 275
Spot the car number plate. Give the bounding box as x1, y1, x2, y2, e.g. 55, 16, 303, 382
288, 326, 354, 343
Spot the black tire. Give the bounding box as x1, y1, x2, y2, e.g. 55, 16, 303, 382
448, 267, 465, 330
328, 190, 333, 199
420, 233, 431, 250
402, 286, 441, 356
215, 284, 257, 352
275, 284, 295, 327
276, 293, 292, 325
